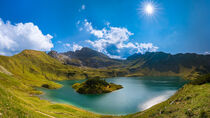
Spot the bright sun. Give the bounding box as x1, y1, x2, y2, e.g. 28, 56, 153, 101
145, 4, 154, 15
139, 0, 159, 18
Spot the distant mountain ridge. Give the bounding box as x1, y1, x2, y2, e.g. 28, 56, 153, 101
126, 52, 210, 77
48, 50, 83, 66
62, 47, 109, 59
48, 47, 210, 77
48, 47, 122, 68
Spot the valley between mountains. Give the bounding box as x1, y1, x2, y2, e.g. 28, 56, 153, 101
0, 48, 209, 118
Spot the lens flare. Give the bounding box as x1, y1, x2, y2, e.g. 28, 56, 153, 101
145, 3, 154, 15
138, 0, 160, 19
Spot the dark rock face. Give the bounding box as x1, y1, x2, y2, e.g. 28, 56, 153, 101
48, 50, 59, 58
48, 50, 83, 66
62, 47, 122, 68
48, 47, 122, 68
63, 47, 109, 59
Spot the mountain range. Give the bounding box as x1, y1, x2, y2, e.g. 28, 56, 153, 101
48, 47, 122, 68
48, 47, 210, 77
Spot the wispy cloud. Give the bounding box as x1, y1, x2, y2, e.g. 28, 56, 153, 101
0, 18, 53, 56
79, 4, 86, 12
204, 51, 210, 55
73, 43, 83, 51
83, 19, 105, 38
81, 4, 86, 10
80, 19, 158, 58
57, 41, 62, 44
63, 43, 83, 52
63, 43, 71, 47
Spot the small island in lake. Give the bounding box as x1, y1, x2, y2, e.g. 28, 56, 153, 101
72, 78, 123, 94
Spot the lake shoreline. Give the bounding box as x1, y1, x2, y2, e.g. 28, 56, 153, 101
37, 76, 187, 115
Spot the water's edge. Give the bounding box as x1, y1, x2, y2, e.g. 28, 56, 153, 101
37, 77, 187, 115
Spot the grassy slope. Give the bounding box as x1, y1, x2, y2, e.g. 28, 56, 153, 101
124, 52, 210, 79
124, 84, 210, 118
0, 50, 111, 118
0, 73, 100, 118
0, 50, 209, 118
101, 83, 210, 118
0, 50, 118, 88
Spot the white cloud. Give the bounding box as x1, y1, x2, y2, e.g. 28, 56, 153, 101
73, 43, 83, 51
204, 51, 210, 55
77, 20, 81, 25
106, 22, 110, 26
107, 54, 125, 60
79, 27, 83, 31
0, 18, 53, 56
57, 41, 62, 44
63, 43, 82, 52
79, 4, 86, 12
84, 19, 104, 38
81, 4, 86, 10
63, 43, 70, 47
82, 19, 158, 58
135, 43, 159, 54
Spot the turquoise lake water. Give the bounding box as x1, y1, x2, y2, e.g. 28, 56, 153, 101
38, 77, 186, 115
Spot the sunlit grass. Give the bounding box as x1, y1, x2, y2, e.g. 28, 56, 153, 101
0, 50, 209, 118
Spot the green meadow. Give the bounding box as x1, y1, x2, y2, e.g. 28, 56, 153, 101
0, 50, 209, 118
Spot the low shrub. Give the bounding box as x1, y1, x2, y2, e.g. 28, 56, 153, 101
190, 74, 210, 85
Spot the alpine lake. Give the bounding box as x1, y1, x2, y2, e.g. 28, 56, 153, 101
37, 76, 187, 115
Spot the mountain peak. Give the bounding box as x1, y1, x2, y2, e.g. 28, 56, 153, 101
18, 49, 45, 56
74, 47, 109, 58
49, 47, 122, 68
79, 47, 93, 51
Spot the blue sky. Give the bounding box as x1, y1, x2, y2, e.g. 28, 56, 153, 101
0, 0, 210, 58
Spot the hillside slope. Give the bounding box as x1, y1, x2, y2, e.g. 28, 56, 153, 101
0, 50, 116, 118
0, 50, 209, 118
0, 73, 100, 118
125, 52, 210, 77
0, 50, 120, 89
